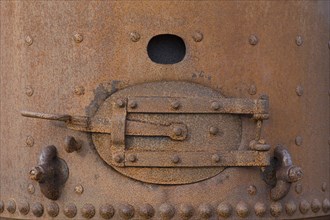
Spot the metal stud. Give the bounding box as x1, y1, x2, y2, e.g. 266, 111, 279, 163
74, 86, 85, 95
47, 202, 59, 217
119, 204, 134, 219
247, 185, 257, 196
25, 35, 33, 46
211, 154, 220, 163
116, 99, 126, 108
99, 204, 115, 219
25, 86, 34, 97
285, 201, 296, 216
248, 84, 257, 95
128, 100, 138, 109
171, 101, 181, 110
254, 202, 266, 217
173, 127, 183, 136
7, 199, 16, 214
26, 135, 34, 147
295, 136, 303, 146
82, 204, 96, 219
211, 102, 221, 110
296, 85, 304, 96
198, 204, 213, 218
311, 199, 321, 213
296, 35, 303, 46
192, 32, 203, 42
299, 200, 310, 214
322, 182, 327, 192
128, 154, 137, 163
209, 126, 219, 135
249, 35, 259, 45
138, 203, 155, 219
159, 203, 175, 219
171, 155, 180, 164
179, 204, 194, 219
130, 32, 140, 42
32, 202, 44, 217
64, 203, 77, 218
295, 183, 303, 194
0, 200, 4, 213
74, 184, 84, 195
217, 203, 232, 218
73, 33, 83, 43
18, 201, 30, 215
322, 198, 330, 213
236, 201, 249, 218
113, 154, 124, 163
27, 183, 35, 194
270, 202, 282, 217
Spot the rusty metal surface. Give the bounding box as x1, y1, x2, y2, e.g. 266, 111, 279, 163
0, 0, 329, 219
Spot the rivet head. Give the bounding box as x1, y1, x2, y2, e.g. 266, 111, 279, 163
74, 184, 84, 194
171, 101, 181, 110
18, 201, 30, 215
82, 204, 96, 219
27, 183, 35, 194
171, 155, 180, 164
130, 32, 140, 42
247, 185, 257, 196
128, 100, 137, 109
295, 136, 303, 146
211, 154, 220, 163
26, 135, 34, 147
128, 154, 137, 163
74, 86, 85, 95
248, 84, 257, 95
296, 85, 304, 96
285, 201, 297, 216
47, 202, 59, 217
209, 126, 219, 135
198, 204, 213, 218
173, 127, 183, 136
64, 203, 77, 218
311, 199, 321, 213
25, 35, 33, 46
73, 33, 83, 43
254, 202, 266, 217
159, 203, 175, 219
192, 31, 203, 42
322, 182, 327, 192
288, 166, 303, 182
138, 203, 155, 219
270, 202, 282, 217
113, 154, 124, 163
7, 199, 16, 214
25, 86, 34, 97
99, 204, 115, 219
211, 102, 221, 110
217, 203, 232, 218
322, 198, 330, 213
236, 201, 249, 218
116, 99, 126, 108
119, 204, 135, 219
299, 200, 310, 214
0, 200, 4, 213
296, 35, 303, 46
179, 204, 194, 219
295, 183, 303, 194
32, 202, 44, 217
249, 35, 259, 45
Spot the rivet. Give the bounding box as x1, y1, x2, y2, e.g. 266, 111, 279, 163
25, 35, 33, 46
270, 202, 282, 217
99, 204, 115, 219
192, 32, 203, 42
311, 199, 321, 213
74, 184, 84, 194
159, 203, 175, 219
296, 35, 303, 46
179, 204, 194, 219
18, 201, 30, 215
32, 202, 44, 217
295, 136, 303, 146
322, 198, 330, 213
119, 204, 134, 219
254, 202, 266, 217
247, 185, 257, 196
74, 86, 85, 95
285, 201, 296, 216
198, 204, 213, 218
209, 126, 219, 135
295, 183, 303, 194
25, 86, 34, 97
128, 100, 137, 109
249, 35, 259, 45
296, 85, 304, 96
211, 154, 220, 163
211, 102, 221, 110
47, 202, 59, 217
82, 204, 96, 219
171, 101, 181, 110
116, 99, 126, 108
7, 199, 16, 214
217, 203, 232, 218
73, 33, 83, 43
248, 84, 257, 95
128, 154, 137, 163
113, 154, 124, 163
299, 200, 310, 214
26, 135, 34, 147
138, 203, 155, 219
322, 182, 327, 192
130, 32, 140, 42
173, 127, 183, 136
27, 183, 35, 194
236, 201, 249, 218
0, 200, 4, 213
64, 203, 77, 218
171, 155, 180, 164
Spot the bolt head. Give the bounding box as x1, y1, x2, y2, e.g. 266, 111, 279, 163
74, 86, 85, 95
25, 86, 34, 97
26, 136, 34, 147
247, 185, 257, 196
171, 155, 180, 164
73, 33, 83, 43
288, 166, 303, 182
130, 32, 140, 42
171, 101, 180, 110
209, 126, 219, 135
192, 31, 203, 42
296, 35, 303, 46
296, 85, 304, 96
249, 35, 259, 45
295, 136, 303, 146
25, 35, 33, 46
128, 154, 137, 163
173, 127, 183, 136
211, 102, 221, 110
116, 99, 125, 108
212, 154, 220, 163
128, 100, 137, 109
113, 154, 124, 163
27, 183, 35, 194
74, 184, 84, 194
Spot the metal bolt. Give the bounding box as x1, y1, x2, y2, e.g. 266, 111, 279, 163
99, 204, 115, 219
295, 183, 303, 194
25, 86, 34, 97
32, 202, 44, 217
179, 204, 194, 219
128, 100, 137, 109
209, 126, 219, 135
211, 154, 220, 163
236, 201, 249, 218
296, 35, 303, 46
25, 35, 33, 46
128, 154, 137, 163
138, 203, 155, 219
82, 204, 96, 219
211, 101, 221, 110
64, 136, 82, 153
322, 198, 330, 213
116, 99, 126, 108
159, 203, 175, 219
74, 184, 84, 194
270, 202, 282, 217
171, 155, 180, 164
29, 166, 44, 182
288, 166, 303, 182
64, 203, 77, 218
119, 204, 135, 219
198, 204, 213, 218
73, 33, 83, 43
296, 85, 304, 96
18, 201, 30, 215
113, 154, 124, 163
27, 183, 35, 194
7, 199, 16, 214
249, 35, 259, 45
171, 100, 181, 110
0, 200, 4, 213
247, 185, 257, 196
311, 199, 321, 213
299, 200, 310, 214
130, 32, 140, 42
47, 202, 59, 217
285, 201, 297, 216
295, 136, 303, 146
217, 203, 232, 218
322, 182, 327, 192
248, 84, 257, 95
254, 202, 266, 217
192, 32, 203, 42
26, 135, 34, 147
74, 86, 85, 95
173, 127, 183, 136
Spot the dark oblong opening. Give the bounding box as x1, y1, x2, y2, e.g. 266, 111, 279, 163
147, 34, 186, 64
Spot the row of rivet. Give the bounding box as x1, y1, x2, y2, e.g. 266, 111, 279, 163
1, 199, 329, 219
